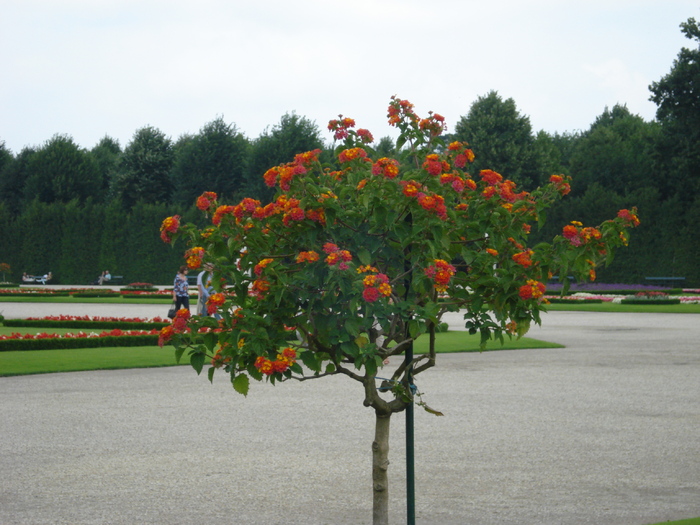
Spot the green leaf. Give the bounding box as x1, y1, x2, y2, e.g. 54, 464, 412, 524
232, 373, 249, 396
174, 346, 185, 363
208, 366, 216, 383
300, 350, 321, 372
408, 319, 421, 339
203, 332, 218, 352
357, 248, 372, 266
190, 352, 205, 375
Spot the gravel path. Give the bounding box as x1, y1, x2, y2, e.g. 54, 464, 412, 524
0, 302, 698, 524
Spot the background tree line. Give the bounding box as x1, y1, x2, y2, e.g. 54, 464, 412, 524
1, 18, 699, 286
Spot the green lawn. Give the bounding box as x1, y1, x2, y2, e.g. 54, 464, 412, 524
0, 295, 172, 304
649, 518, 700, 525
0, 330, 561, 377
544, 302, 700, 314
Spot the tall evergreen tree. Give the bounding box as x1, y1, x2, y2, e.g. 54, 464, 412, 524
454, 91, 543, 189
111, 126, 174, 208
244, 113, 324, 201
171, 117, 249, 206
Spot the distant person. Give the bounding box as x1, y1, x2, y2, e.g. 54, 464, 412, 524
22, 272, 33, 283
172, 265, 190, 312
197, 264, 214, 316
98, 270, 111, 285
39, 272, 52, 284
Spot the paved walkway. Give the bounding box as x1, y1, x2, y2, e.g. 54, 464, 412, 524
0, 302, 699, 524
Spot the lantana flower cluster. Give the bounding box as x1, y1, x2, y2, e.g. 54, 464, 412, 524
424, 259, 456, 293
254, 347, 298, 376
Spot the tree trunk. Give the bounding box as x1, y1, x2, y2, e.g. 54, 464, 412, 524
372, 411, 392, 525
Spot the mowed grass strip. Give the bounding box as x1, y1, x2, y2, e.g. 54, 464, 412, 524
543, 302, 700, 313
0, 330, 562, 376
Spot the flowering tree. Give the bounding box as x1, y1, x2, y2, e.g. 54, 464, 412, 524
160, 97, 639, 525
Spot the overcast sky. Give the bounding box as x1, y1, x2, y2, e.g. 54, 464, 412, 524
1, 0, 698, 154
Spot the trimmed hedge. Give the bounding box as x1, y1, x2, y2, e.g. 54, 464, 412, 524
3, 320, 169, 330
0, 334, 159, 351
620, 298, 682, 305
547, 298, 604, 304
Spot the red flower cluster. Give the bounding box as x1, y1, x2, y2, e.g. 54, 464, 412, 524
263, 149, 322, 190
447, 141, 476, 168
418, 112, 447, 136
254, 258, 274, 276
480, 169, 503, 186
160, 215, 180, 243
387, 96, 418, 127
361, 271, 392, 303
562, 221, 602, 247
424, 259, 456, 293
254, 347, 297, 376
250, 279, 270, 300
206, 292, 226, 315
296, 251, 320, 263
518, 280, 546, 300
549, 175, 571, 196
617, 208, 641, 227
323, 243, 352, 270
439, 172, 476, 193
422, 154, 450, 176
185, 247, 205, 269
338, 147, 368, 164
196, 191, 218, 212
512, 249, 534, 268
328, 116, 356, 140
371, 157, 400, 179
0, 329, 160, 341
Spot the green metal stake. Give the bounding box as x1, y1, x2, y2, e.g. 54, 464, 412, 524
406, 341, 415, 525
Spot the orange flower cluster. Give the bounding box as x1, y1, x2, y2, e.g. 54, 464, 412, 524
418, 112, 447, 136
362, 270, 392, 303
486, 248, 499, 257
617, 208, 641, 227
549, 175, 571, 196
185, 246, 205, 269
263, 149, 322, 190
439, 172, 476, 193
327, 116, 356, 140
422, 153, 450, 176
447, 141, 476, 168
480, 169, 503, 186
160, 215, 180, 243
196, 191, 218, 212
254, 347, 297, 376
254, 258, 274, 276
518, 280, 546, 300
512, 249, 534, 268
158, 308, 191, 346
206, 292, 226, 315
338, 147, 369, 164
296, 251, 320, 263
399, 180, 448, 220
323, 243, 352, 270
387, 96, 418, 127
371, 157, 400, 179
424, 259, 456, 293
356, 128, 374, 144
562, 221, 602, 247
250, 279, 270, 300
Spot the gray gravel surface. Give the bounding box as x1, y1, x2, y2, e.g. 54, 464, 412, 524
0, 300, 698, 524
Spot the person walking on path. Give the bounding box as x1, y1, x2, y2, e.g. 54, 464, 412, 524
172, 266, 190, 312
196, 264, 213, 316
